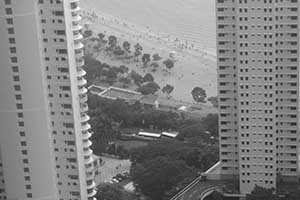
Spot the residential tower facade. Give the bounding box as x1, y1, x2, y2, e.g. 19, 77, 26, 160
0, 0, 96, 199
216, 0, 300, 194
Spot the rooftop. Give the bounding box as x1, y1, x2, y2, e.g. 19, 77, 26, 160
99, 87, 143, 101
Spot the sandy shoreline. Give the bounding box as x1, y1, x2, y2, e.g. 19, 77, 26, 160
80, 6, 217, 102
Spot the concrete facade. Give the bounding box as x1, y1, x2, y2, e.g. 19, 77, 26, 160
0, 0, 96, 200
216, 0, 300, 194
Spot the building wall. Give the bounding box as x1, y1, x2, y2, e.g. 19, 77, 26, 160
216, 0, 300, 194
0, 0, 96, 200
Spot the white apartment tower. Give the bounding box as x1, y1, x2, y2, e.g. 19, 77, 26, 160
216, 0, 300, 194
0, 0, 96, 200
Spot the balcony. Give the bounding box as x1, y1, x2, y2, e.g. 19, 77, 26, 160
74, 33, 83, 41
75, 49, 84, 58
86, 180, 96, 189
76, 59, 85, 67
72, 14, 81, 22
82, 131, 92, 140
74, 42, 84, 49
79, 94, 88, 103
78, 86, 88, 95
81, 113, 90, 122
82, 123, 91, 131
83, 147, 93, 156
84, 155, 94, 165
72, 23, 83, 31
77, 68, 86, 77
77, 77, 87, 86
80, 103, 88, 113
87, 189, 97, 197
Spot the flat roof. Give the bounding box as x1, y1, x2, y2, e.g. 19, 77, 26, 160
138, 131, 161, 138
100, 87, 143, 100
161, 132, 179, 138
88, 84, 107, 94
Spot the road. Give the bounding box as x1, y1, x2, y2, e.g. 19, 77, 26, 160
177, 181, 224, 200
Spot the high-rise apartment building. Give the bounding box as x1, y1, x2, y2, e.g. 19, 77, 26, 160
0, 0, 96, 200
216, 0, 300, 194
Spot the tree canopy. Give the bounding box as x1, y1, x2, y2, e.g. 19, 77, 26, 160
137, 82, 160, 95
191, 87, 207, 103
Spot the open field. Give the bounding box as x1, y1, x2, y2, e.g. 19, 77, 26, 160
94, 156, 131, 184
115, 140, 148, 151
80, 0, 217, 103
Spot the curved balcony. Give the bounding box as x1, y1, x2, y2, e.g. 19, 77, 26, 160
84, 155, 94, 165
77, 68, 86, 77
85, 163, 94, 172
74, 33, 83, 41
71, 5, 81, 13
76, 59, 85, 67
81, 113, 90, 122
78, 87, 88, 95
87, 189, 97, 197
74, 42, 84, 50
70, 0, 80, 2
80, 103, 88, 113
72, 23, 83, 31
79, 94, 88, 103
82, 131, 92, 140
77, 77, 87, 86
72, 14, 81, 22
81, 123, 91, 131
86, 181, 96, 189
83, 147, 93, 156
75, 49, 84, 58
82, 138, 92, 148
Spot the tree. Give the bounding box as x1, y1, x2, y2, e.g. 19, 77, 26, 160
130, 70, 143, 86
246, 185, 277, 200
134, 43, 143, 58
131, 156, 194, 200
122, 41, 131, 53
153, 53, 162, 61
98, 33, 105, 40
95, 184, 123, 200
191, 87, 207, 103
108, 35, 117, 49
113, 46, 125, 56
143, 73, 154, 82
162, 84, 174, 97
163, 59, 174, 69
142, 53, 151, 66
137, 82, 160, 95
119, 65, 129, 74
83, 29, 92, 37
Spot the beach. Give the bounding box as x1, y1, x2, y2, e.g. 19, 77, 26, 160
80, 1, 217, 102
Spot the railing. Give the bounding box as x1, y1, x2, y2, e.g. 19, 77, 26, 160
169, 176, 202, 200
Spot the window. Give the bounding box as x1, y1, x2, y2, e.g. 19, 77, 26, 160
23, 159, 29, 164
13, 76, 20, 81
14, 85, 21, 91
11, 57, 17, 63
26, 193, 32, 198
19, 131, 25, 136
4, 0, 11, 5
8, 37, 15, 44
6, 18, 13, 24
18, 112, 23, 118
24, 176, 30, 181
7, 27, 14, 34
26, 185, 31, 190
12, 66, 18, 72
24, 168, 30, 172
15, 94, 22, 100
5, 8, 12, 15
16, 103, 23, 109
21, 150, 27, 155
18, 121, 24, 127
10, 47, 16, 53
20, 141, 27, 146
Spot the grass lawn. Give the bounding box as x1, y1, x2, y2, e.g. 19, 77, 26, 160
115, 140, 148, 150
